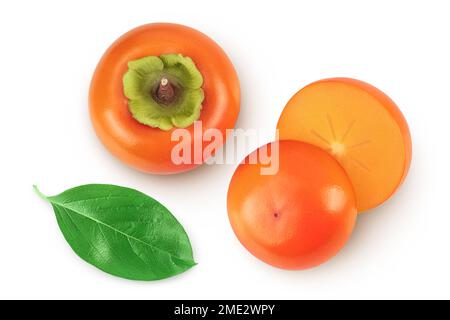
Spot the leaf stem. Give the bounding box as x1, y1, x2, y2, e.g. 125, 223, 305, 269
155, 77, 176, 105
33, 185, 48, 200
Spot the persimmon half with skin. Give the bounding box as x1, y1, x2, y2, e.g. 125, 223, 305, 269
90, 23, 240, 174
277, 78, 412, 212
227, 141, 357, 270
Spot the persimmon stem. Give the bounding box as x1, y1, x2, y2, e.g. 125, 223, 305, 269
155, 77, 176, 105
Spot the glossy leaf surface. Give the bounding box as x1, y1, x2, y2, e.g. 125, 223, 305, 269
35, 184, 196, 281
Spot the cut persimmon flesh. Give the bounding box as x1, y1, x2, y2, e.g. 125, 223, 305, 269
277, 78, 412, 212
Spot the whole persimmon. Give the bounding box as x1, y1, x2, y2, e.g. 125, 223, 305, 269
227, 141, 357, 270
90, 23, 240, 174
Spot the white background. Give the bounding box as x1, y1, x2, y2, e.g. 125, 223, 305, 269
1, 0, 449, 300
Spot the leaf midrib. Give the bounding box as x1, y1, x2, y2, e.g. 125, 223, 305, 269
51, 198, 193, 264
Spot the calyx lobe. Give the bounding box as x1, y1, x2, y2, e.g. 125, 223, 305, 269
123, 54, 204, 131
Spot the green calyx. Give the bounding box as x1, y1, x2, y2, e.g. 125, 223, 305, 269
123, 54, 204, 131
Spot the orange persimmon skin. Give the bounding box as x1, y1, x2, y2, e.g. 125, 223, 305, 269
277, 78, 412, 212
89, 23, 240, 174
227, 141, 357, 270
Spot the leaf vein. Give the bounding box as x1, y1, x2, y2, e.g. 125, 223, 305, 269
52, 202, 192, 264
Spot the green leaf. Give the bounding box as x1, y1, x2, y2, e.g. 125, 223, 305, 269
34, 184, 196, 281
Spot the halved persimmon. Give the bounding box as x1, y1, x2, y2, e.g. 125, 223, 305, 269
90, 23, 240, 174
277, 78, 412, 212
